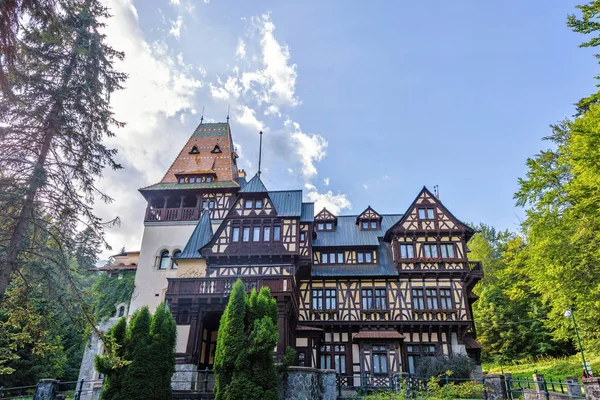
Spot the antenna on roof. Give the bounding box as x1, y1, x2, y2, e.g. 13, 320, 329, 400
200, 105, 204, 124
434, 185, 440, 199
226, 105, 230, 123
258, 130, 264, 176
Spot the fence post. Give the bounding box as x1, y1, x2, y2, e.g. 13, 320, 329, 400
203, 367, 209, 392
33, 379, 59, 400
582, 377, 600, 400
74, 379, 84, 400
482, 374, 506, 400
337, 374, 341, 397
565, 376, 583, 398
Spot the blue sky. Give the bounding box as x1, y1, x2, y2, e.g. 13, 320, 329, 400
97, 0, 597, 255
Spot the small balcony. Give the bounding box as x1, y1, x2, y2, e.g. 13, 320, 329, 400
146, 207, 199, 222
166, 275, 296, 298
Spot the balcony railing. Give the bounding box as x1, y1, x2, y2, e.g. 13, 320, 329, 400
147, 207, 199, 222
167, 276, 295, 297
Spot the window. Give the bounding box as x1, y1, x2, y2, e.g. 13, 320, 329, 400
334, 345, 346, 374
242, 227, 250, 242
208, 200, 215, 209
312, 289, 323, 310
300, 232, 306, 242
245, 200, 253, 208
362, 221, 369, 229
370, 221, 377, 229
337, 253, 344, 263
440, 289, 452, 309
189, 177, 196, 183
253, 227, 261, 242
206, 176, 213, 183
374, 289, 386, 309
189, 145, 199, 154
263, 226, 271, 241
172, 250, 181, 269
322, 253, 328, 264
320, 345, 332, 369
118, 306, 125, 317
273, 226, 281, 241
440, 244, 455, 258
426, 289, 438, 309
179, 178, 185, 184
325, 289, 337, 310
317, 223, 324, 230
232, 227, 240, 242
423, 244, 438, 258
159, 250, 170, 270
177, 299, 192, 324
356, 251, 373, 263
202, 200, 207, 210
399, 244, 414, 259
407, 344, 437, 374
418, 207, 435, 220
372, 346, 388, 374
412, 289, 425, 309
255, 199, 263, 209
326, 222, 333, 230
361, 289, 373, 310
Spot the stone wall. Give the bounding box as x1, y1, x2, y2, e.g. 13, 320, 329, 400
278, 366, 336, 400
584, 377, 600, 400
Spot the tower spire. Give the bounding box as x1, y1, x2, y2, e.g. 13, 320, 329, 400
200, 105, 204, 124
258, 130, 264, 176
226, 105, 230, 123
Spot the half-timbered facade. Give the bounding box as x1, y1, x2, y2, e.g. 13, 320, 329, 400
130, 120, 483, 381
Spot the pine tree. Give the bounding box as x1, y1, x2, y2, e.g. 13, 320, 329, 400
0, 0, 126, 297
214, 280, 248, 400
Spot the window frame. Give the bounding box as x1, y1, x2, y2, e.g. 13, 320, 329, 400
263, 226, 271, 241
171, 250, 181, 269
255, 199, 263, 209
158, 250, 170, 270
399, 243, 415, 259
417, 207, 435, 220
372, 345, 389, 375
412, 288, 425, 310
245, 199, 253, 209
422, 244, 439, 258
242, 227, 251, 242
252, 226, 261, 242
273, 226, 281, 241
439, 243, 455, 258
232, 227, 240, 242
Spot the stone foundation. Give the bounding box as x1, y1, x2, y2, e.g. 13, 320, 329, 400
172, 364, 199, 391
584, 377, 600, 400
278, 366, 336, 400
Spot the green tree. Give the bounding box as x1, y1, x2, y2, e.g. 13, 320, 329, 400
95, 305, 176, 400
214, 281, 280, 400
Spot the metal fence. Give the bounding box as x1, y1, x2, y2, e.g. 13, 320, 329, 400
0, 379, 104, 400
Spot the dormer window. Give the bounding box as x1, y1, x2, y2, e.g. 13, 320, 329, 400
360, 219, 379, 230
315, 208, 337, 232
357, 206, 382, 230
244, 199, 263, 209
418, 207, 435, 220
177, 173, 217, 184
189, 145, 199, 154
211, 144, 222, 153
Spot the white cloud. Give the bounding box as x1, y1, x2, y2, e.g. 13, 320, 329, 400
95, 0, 203, 256
169, 15, 183, 38
169, 0, 180, 4
235, 105, 264, 132
324, 177, 329, 186
240, 14, 298, 107
284, 120, 327, 179
264, 104, 280, 117
304, 186, 352, 215
236, 39, 246, 59
363, 184, 368, 190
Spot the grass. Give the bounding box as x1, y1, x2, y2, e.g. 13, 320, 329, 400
483, 353, 600, 381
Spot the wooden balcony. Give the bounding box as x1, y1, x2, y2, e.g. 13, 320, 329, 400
166, 275, 296, 298
146, 207, 200, 222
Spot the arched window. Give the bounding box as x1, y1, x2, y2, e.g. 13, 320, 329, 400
172, 250, 181, 269
159, 250, 170, 270
118, 306, 125, 317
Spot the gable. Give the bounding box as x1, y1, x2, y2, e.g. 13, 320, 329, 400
387, 187, 473, 236
315, 208, 337, 221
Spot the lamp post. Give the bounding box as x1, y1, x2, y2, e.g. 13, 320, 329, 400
565, 309, 590, 376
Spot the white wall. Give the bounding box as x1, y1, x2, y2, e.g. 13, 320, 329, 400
129, 222, 197, 314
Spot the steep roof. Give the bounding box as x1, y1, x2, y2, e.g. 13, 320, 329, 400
312, 214, 403, 247
178, 211, 214, 259
140, 122, 240, 193
269, 190, 303, 217
312, 241, 398, 277
239, 173, 268, 193
300, 203, 314, 222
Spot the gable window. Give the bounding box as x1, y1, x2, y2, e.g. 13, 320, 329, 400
273, 226, 281, 241
172, 250, 181, 269
440, 289, 453, 309
253, 227, 261, 242
232, 227, 240, 242
317, 223, 324, 230
255, 199, 263, 209
440, 244, 455, 258
325, 222, 333, 230
418, 207, 435, 220
399, 244, 414, 259
242, 227, 250, 242
412, 289, 425, 309
263, 226, 271, 241
362, 221, 369, 229
245, 200, 253, 209
426, 289, 439, 309
372, 345, 388, 375
211, 144, 222, 153
159, 250, 170, 270
423, 244, 438, 258
371, 220, 377, 228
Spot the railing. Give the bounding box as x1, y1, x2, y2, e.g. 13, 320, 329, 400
147, 207, 200, 222
172, 369, 215, 394
167, 276, 295, 297
0, 379, 104, 400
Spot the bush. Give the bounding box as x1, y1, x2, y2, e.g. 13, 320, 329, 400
415, 353, 476, 379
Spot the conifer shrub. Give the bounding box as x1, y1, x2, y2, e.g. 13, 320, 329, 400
214, 280, 280, 400
95, 304, 176, 400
